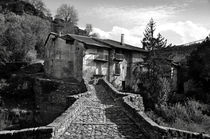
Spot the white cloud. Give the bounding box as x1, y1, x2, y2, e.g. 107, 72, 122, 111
92, 26, 143, 47
158, 21, 210, 44
92, 21, 210, 46
88, 6, 178, 27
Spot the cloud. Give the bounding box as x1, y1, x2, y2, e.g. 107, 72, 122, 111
92, 26, 144, 47
158, 21, 210, 44
92, 21, 210, 46
88, 5, 178, 27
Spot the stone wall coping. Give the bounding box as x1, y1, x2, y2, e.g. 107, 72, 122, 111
34, 77, 79, 85
48, 96, 89, 138
98, 79, 130, 97
0, 126, 53, 137
98, 78, 210, 139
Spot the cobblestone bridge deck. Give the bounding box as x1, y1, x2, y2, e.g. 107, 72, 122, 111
61, 85, 147, 139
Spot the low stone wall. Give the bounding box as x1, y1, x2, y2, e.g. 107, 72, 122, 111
48, 82, 93, 138
0, 126, 53, 139
33, 77, 86, 126
0, 76, 91, 139
0, 88, 90, 139
97, 79, 128, 99
98, 79, 210, 139
48, 97, 88, 138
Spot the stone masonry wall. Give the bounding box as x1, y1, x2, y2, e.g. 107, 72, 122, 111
33, 77, 83, 126
44, 36, 84, 82
0, 96, 90, 139
49, 97, 89, 138
98, 78, 210, 139
0, 77, 91, 139
0, 126, 53, 139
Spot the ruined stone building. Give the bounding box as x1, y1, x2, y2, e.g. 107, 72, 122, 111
44, 32, 148, 90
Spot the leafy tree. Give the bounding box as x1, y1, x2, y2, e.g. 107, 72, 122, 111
188, 38, 210, 95
0, 47, 8, 65
22, 14, 51, 57
85, 24, 99, 37
132, 58, 171, 108
55, 4, 78, 34
0, 12, 51, 62
56, 4, 78, 25
24, 0, 51, 17
132, 19, 173, 108
155, 33, 167, 49
85, 24, 92, 36
142, 18, 168, 51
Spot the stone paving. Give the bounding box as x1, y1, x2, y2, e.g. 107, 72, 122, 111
61, 85, 146, 139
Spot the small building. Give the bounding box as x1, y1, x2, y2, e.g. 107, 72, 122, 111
44, 32, 148, 90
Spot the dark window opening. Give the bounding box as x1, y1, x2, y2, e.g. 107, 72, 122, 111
66, 39, 74, 45
115, 62, 121, 75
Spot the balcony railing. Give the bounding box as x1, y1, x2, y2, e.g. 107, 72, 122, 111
94, 54, 109, 62
114, 53, 124, 61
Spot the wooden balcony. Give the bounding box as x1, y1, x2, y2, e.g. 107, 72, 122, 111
94, 54, 108, 62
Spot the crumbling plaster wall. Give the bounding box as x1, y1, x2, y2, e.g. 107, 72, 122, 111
83, 47, 109, 82
44, 36, 84, 82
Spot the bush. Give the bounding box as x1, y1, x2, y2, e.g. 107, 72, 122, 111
0, 12, 51, 62
146, 99, 210, 134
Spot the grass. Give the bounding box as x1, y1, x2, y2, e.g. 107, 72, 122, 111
146, 99, 210, 134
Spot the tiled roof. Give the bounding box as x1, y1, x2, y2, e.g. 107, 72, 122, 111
64, 34, 111, 49
94, 39, 147, 52
46, 32, 147, 52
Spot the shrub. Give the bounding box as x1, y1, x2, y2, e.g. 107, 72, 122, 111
147, 99, 210, 134
0, 12, 51, 62
157, 77, 171, 106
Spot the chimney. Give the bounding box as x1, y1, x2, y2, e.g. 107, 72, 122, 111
121, 34, 124, 45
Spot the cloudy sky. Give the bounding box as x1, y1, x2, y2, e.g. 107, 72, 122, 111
43, 0, 210, 47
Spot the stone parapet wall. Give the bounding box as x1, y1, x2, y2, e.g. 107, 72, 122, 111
0, 126, 53, 139
0, 76, 90, 139
97, 79, 128, 98
98, 78, 210, 139
0, 97, 88, 139
0, 87, 90, 139
48, 97, 88, 138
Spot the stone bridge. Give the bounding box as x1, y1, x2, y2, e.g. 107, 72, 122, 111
0, 79, 210, 139
55, 79, 210, 139
60, 84, 146, 139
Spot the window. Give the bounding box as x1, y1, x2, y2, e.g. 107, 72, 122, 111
95, 62, 103, 75
115, 62, 121, 75
66, 39, 74, 45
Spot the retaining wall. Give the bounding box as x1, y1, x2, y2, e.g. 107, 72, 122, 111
98, 78, 210, 139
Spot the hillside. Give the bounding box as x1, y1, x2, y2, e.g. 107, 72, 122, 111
0, 0, 49, 19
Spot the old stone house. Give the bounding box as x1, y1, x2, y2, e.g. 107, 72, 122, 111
44, 32, 148, 90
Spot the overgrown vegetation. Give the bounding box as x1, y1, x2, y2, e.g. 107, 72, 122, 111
187, 38, 210, 103
0, 0, 91, 64
135, 19, 210, 134
0, 12, 51, 62
146, 99, 210, 134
